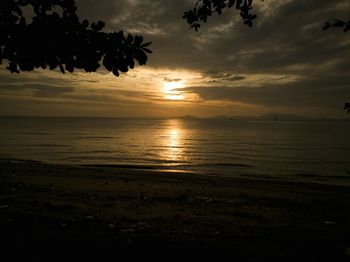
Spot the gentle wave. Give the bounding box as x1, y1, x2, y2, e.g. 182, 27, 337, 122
0, 144, 71, 148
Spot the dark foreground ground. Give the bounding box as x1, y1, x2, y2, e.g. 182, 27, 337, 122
1, 160, 350, 261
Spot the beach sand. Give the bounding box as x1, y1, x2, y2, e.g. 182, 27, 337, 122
1, 160, 350, 260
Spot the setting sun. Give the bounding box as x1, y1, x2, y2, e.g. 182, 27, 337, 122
163, 81, 183, 91
163, 81, 185, 100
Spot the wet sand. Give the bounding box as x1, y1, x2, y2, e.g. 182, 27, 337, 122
1, 160, 350, 260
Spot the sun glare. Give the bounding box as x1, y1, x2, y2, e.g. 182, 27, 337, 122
163, 81, 185, 101
165, 94, 184, 100
163, 81, 182, 91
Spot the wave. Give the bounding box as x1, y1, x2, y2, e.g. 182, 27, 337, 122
81, 163, 162, 170
73, 136, 121, 139
19, 132, 54, 135
0, 144, 71, 148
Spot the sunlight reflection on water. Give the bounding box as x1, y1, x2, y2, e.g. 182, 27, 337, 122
162, 119, 184, 163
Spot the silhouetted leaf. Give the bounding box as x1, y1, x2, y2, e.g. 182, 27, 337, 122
127, 34, 134, 44
345, 103, 350, 114
66, 64, 74, 73
112, 67, 120, 76
82, 19, 89, 28
128, 56, 135, 69
7, 62, 19, 73
323, 22, 331, 31
59, 64, 65, 74
134, 35, 143, 46
141, 42, 152, 47
142, 48, 152, 54
135, 50, 147, 65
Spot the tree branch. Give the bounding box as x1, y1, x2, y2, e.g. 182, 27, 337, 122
0, 0, 152, 76
183, 0, 263, 31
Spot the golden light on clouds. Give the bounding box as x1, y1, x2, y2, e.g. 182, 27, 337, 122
163, 80, 185, 100
0, 65, 310, 118
165, 94, 185, 100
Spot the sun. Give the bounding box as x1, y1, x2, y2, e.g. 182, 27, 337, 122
163, 81, 185, 100
163, 81, 183, 91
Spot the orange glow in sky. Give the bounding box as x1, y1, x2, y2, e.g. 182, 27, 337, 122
163, 81, 185, 101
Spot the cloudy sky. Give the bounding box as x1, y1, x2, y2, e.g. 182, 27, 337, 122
0, 0, 349, 118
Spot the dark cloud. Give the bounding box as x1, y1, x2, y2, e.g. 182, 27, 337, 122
0, 83, 74, 97
163, 77, 182, 82
229, 76, 246, 81
203, 70, 246, 82
184, 74, 350, 108
75, 0, 126, 27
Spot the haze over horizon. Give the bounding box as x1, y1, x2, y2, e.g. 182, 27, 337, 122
1, 0, 349, 118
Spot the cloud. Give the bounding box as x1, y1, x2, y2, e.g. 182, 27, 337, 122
184, 74, 350, 108
0, 84, 74, 97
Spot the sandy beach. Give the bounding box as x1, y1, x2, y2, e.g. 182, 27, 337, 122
1, 159, 350, 260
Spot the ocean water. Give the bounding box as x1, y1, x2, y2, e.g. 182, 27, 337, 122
1, 117, 350, 183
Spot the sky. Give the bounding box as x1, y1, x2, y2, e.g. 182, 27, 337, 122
0, 0, 350, 118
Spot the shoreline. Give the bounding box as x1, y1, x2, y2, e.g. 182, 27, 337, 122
1, 160, 350, 260
1, 157, 350, 187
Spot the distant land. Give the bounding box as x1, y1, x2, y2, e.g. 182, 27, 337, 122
179, 113, 350, 122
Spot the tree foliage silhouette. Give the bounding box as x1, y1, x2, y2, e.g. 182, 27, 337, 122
183, 0, 349, 32
183, 0, 262, 31
323, 20, 350, 32
0, 0, 152, 76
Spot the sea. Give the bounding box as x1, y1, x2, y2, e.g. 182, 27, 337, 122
1, 117, 350, 184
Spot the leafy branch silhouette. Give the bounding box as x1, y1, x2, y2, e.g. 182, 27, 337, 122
323, 19, 350, 32
184, 0, 350, 33
0, 0, 152, 76
183, 0, 263, 31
